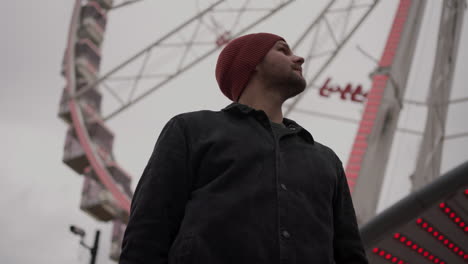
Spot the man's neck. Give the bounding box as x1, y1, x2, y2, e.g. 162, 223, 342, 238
237, 99, 284, 124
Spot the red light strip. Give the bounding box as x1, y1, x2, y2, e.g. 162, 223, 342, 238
393, 233, 445, 264
344, 0, 413, 193
416, 217, 468, 261
372, 247, 409, 264
439, 202, 468, 233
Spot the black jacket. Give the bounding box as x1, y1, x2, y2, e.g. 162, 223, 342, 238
120, 102, 369, 264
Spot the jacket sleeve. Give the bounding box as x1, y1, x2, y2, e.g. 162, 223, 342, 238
332, 160, 369, 264
119, 115, 193, 264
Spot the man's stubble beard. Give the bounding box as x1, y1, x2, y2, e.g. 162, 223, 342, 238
261, 69, 307, 100
277, 73, 307, 100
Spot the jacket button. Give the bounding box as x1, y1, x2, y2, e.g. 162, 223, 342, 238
280, 183, 287, 191
282, 230, 291, 238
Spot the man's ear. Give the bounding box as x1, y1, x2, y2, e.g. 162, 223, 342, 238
254, 63, 261, 72
251, 67, 259, 76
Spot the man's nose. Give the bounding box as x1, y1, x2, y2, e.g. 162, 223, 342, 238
293, 55, 305, 66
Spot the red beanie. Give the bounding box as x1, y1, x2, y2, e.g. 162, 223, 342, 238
215, 33, 285, 101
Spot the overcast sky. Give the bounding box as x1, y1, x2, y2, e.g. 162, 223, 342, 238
1, 1, 467, 263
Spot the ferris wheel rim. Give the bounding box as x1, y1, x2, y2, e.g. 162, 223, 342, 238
64, 0, 131, 215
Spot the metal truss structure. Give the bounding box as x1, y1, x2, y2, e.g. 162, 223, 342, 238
350, 0, 428, 225
411, 0, 467, 192
68, 0, 295, 121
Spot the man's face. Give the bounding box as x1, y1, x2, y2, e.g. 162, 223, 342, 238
255, 40, 306, 99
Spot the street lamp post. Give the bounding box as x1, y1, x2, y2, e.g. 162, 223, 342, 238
70, 225, 101, 264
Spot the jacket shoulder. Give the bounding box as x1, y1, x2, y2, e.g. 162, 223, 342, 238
172, 109, 223, 124
168, 109, 228, 133
175, 109, 219, 118
313, 141, 342, 166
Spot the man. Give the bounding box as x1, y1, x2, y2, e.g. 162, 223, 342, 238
120, 32, 369, 264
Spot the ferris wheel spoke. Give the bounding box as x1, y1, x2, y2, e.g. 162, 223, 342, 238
175, 19, 204, 71
338, 0, 354, 40
301, 21, 322, 77
323, 16, 340, 47
108, 73, 172, 81
444, 131, 468, 141
449, 96, 468, 104
197, 15, 220, 35
329, 3, 374, 13
228, 0, 252, 33
102, 81, 126, 105
129, 49, 152, 102
110, 0, 145, 11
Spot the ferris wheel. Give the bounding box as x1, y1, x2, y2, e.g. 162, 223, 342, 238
59, 0, 468, 262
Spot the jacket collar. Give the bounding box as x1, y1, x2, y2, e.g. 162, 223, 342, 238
221, 102, 315, 144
